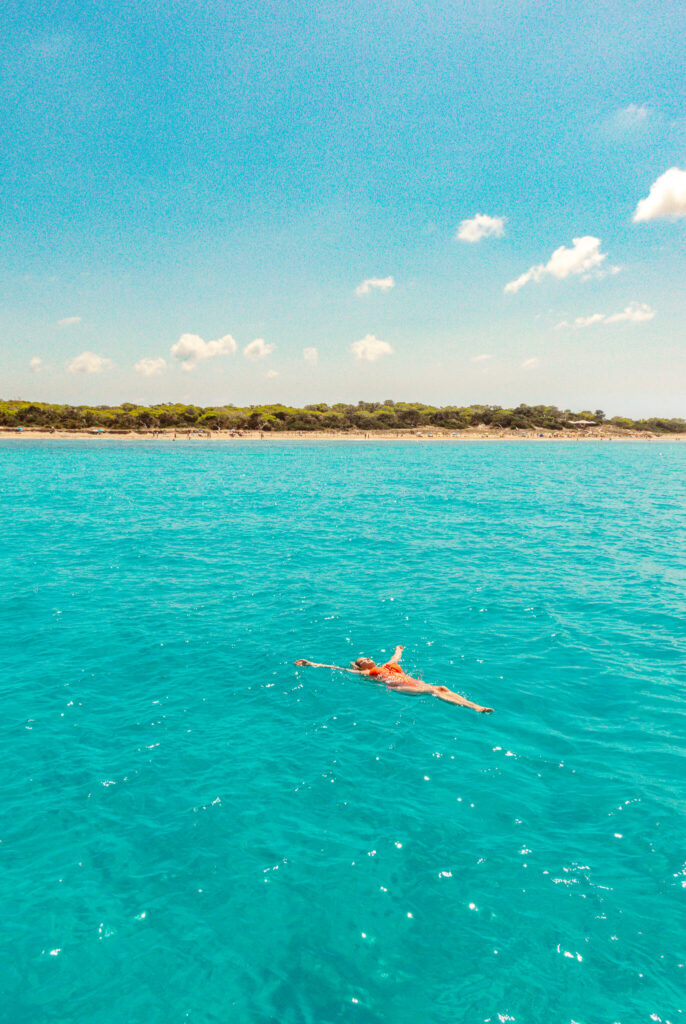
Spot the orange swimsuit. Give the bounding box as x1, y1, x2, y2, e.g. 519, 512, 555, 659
368, 662, 423, 689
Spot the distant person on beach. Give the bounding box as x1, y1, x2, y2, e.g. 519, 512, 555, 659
295, 645, 493, 712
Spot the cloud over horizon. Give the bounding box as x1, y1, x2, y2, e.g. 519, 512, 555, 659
303, 347, 318, 366
505, 237, 614, 294
68, 351, 113, 374
633, 167, 686, 222
457, 214, 505, 243
171, 333, 237, 371
135, 357, 167, 376
244, 337, 275, 361
29, 356, 43, 372
556, 302, 656, 329
57, 316, 82, 327
351, 333, 393, 362
355, 276, 395, 297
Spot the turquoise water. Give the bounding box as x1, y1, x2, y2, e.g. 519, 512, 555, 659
2, 440, 685, 1024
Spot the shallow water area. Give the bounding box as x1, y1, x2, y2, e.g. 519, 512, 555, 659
1, 440, 685, 1024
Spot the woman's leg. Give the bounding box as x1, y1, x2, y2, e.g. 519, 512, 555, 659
432, 687, 493, 712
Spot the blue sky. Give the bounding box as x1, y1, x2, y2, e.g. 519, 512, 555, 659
2, 0, 684, 415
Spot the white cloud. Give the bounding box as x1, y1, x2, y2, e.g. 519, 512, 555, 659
355, 276, 395, 297
170, 332, 237, 372
521, 357, 539, 369
244, 337, 275, 361
57, 316, 82, 327
29, 356, 43, 372
613, 103, 649, 131
576, 313, 607, 327
471, 353, 493, 362
505, 236, 611, 294
135, 356, 167, 376
265, 369, 279, 379
457, 214, 505, 243
633, 167, 686, 222
555, 312, 605, 329
599, 104, 658, 141
555, 301, 656, 329
303, 347, 319, 366
605, 301, 656, 324
351, 333, 393, 362
68, 351, 113, 374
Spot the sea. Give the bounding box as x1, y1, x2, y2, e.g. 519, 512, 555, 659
1, 439, 685, 1024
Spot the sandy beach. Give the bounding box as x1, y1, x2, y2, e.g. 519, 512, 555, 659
2, 426, 684, 442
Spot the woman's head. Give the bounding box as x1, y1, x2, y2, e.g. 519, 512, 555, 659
352, 656, 376, 671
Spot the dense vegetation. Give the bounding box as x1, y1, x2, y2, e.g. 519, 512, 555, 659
1, 400, 684, 434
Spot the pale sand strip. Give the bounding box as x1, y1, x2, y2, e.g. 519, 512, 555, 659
1, 428, 684, 442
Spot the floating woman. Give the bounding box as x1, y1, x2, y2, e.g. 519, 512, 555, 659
295, 645, 493, 712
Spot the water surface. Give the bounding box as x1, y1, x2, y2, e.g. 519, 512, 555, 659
1, 441, 685, 1023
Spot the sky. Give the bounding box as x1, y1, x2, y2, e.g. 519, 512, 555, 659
1, 0, 685, 416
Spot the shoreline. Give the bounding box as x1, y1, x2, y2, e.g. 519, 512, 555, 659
2, 428, 685, 443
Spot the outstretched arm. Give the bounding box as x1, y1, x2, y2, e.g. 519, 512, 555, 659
294, 659, 363, 674
387, 645, 405, 665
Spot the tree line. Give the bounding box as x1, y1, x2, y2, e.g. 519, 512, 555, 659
1, 400, 684, 434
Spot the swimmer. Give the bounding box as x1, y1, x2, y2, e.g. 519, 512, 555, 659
295, 645, 493, 712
